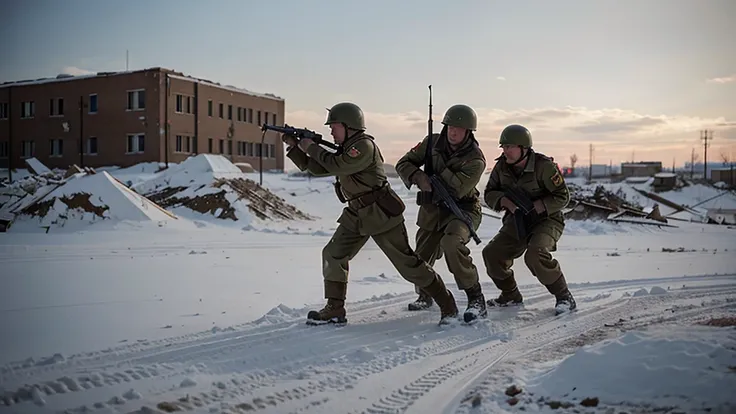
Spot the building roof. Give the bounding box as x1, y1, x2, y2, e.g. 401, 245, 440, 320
0, 67, 284, 102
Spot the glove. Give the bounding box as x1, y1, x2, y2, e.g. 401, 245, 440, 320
411, 171, 432, 192
281, 134, 298, 149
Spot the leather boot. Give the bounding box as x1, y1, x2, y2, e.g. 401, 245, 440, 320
307, 280, 348, 325
545, 275, 576, 315
423, 275, 459, 325
462, 282, 487, 323
407, 288, 433, 311
487, 276, 524, 307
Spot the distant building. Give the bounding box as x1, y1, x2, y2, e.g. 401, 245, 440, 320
621, 161, 662, 178
0, 67, 286, 172
711, 168, 735, 186
652, 172, 677, 192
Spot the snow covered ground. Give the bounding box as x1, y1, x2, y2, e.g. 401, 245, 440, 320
1, 162, 735, 414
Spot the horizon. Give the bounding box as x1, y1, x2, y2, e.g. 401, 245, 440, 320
2, 0, 734, 167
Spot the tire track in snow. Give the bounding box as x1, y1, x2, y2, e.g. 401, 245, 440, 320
2, 276, 733, 413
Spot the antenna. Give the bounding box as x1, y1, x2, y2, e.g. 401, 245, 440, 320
126, 50, 129, 71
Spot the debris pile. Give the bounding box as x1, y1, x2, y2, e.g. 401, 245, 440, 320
133, 154, 314, 224
8, 170, 176, 233
565, 184, 674, 227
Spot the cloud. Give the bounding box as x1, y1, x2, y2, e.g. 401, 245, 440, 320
706, 74, 736, 84
61, 66, 96, 76
284, 106, 734, 165
496, 76, 506, 81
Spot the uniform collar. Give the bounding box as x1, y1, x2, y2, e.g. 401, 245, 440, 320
496, 149, 537, 173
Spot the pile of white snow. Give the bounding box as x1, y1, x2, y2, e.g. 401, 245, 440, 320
131, 154, 313, 226
8, 171, 176, 232
526, 325, 736, 412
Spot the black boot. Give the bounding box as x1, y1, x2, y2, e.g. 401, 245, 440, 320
487, 276, 524, 307
463, 283, 487, 323
307, 280, 348, 325
407, 288, 433, 311
423, 276, 459, 325
545, 275, 577, 315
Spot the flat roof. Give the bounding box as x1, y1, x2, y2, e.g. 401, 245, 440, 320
0, 67, 283, 102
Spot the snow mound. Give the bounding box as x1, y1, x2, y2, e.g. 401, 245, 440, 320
527, 326, 736, 411
9, 171, 176, 232
132, 154, 314, 225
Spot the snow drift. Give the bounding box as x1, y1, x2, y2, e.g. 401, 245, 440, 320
131, 154, 314, 225
8, 171, 176, 232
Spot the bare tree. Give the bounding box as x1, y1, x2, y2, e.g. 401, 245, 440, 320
721, 151, 734, 187
570, 153, 578, 173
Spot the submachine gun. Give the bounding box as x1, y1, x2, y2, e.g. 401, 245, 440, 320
261, 124, 340, 151
502, 186, 546, 240
415, 85, 481, 245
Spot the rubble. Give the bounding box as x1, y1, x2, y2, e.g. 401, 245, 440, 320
132, 154, 315, 223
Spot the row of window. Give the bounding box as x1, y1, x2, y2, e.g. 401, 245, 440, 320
174, 135, 276, 158
0, 90, 144, 120
174, 94, 277, 126
0, 134, 277, 160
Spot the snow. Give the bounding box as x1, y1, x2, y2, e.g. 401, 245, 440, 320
1, 161, 735, 414
527, 326, 736, 411
7, 171, 176, 233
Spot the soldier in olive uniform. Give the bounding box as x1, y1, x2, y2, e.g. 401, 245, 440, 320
283, 102, 459, 326
481, 124, 577, 315
395, 104, 488, 323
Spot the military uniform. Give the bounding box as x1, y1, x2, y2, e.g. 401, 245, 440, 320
481, 124, 577, 315
285, 102, 459, 326
395, 104, 488, 323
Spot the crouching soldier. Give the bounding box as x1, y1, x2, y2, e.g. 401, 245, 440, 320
481, 124, 576, 315
395, 104, 488, 323
283, 102, 459, 326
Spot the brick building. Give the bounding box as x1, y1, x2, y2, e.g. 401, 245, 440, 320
0, 67, 286, 173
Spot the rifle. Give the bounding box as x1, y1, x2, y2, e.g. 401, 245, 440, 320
502, 186, 545, 240
416, 85, 481, 245
261, 123, 340, 151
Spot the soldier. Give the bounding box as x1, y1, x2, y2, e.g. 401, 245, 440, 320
395, 104, 488, 323
283, 102, 459, 326
481, 124, 577, 315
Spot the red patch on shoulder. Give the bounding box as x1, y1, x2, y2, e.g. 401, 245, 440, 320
411, 141, 422, 151
347, 146, 361, 158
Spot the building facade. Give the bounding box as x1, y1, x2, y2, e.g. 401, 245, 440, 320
0, 67, 285, 172
620, 161, 662, 178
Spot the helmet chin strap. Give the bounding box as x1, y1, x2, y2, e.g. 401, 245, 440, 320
508, 146, 530, 166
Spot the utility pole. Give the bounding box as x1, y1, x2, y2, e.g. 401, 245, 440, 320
690, 147, 697, 179
79, 96, 87, 168
588, 143, 594, 182
701, 130, 713, 180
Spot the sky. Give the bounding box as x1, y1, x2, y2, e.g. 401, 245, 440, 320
1, 0, 735, 167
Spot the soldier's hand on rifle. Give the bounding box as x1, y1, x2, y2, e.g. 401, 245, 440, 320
298, 138, 314, 151
499, 196, 519, 213
281, 134, 298, 148
533, 199, 546, 214
412, 171, 432, 192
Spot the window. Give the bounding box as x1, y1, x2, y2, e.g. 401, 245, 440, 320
248, 108, 253, 123
88, 94, 98, 114
227, 105, 232, 120
87, 137, 98, 155
127, 90, 145, 111
237, 107, 242, 122
227, 139, 232, 155
257, 110, 261, 126
0, 141, 8, 158
21, 140, 35, 158
272, 113, 277, 124
21, 101, 35, 118
218, 103, 223, 118
208, 138, 213, 153
269, 144, 276, 159
219, 139, 224, 154
264, 112, 269, 126
0, 103, 8, 119
49, 139, 63, 157
175, 135, 183, 152
192, 136, 198, 153
186, 136, 191, 152
246, 142, 253, 156
208, 100, 213, 117
175, 95, 184, 113
176, 95, 193, 114
49, 98, 64, 116
127, 133, 145, 154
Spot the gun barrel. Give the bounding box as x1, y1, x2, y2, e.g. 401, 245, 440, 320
429, 176, 481, 244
